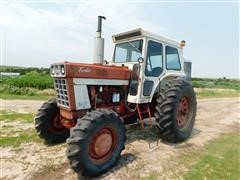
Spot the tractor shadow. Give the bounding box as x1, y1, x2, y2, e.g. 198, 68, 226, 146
191, 128, 202, 138
126, 118, 202, 141
125, 123, 161, 145
102, 153, 137, 178
79, 124, 202, 180
124, 120, 202, 149
79, 153, 137, 180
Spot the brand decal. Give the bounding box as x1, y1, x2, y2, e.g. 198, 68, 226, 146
79, 67, 91, 73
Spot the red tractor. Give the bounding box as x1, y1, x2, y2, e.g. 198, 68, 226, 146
35, 16, 196, 176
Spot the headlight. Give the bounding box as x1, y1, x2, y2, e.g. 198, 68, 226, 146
61, 65, 65, 74
50, 64, 65, 76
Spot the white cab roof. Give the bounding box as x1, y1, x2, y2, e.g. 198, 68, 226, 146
112, 28, 181, 48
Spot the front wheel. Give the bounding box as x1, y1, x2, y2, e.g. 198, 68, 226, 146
66, 109, 126, 176
35, 98, 70, 143
154, 80, 197, 143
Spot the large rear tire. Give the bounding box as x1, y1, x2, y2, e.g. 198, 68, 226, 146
154, 80, 197, 143
35, 98, 69, 143
66, 109, 126, 176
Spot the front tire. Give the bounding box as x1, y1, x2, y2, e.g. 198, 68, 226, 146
154, 80, 197, 143
35, 98, 70, 143
66, 109, 126, 176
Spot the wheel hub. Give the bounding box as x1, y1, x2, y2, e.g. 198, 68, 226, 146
176, 96, 189, 128
89, 127, 116, 162
94, 132, 113, 156
51, 114, 65, 130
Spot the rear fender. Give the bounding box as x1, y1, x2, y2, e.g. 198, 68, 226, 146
151, 72, 186, 101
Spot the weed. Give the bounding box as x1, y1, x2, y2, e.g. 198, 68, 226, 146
0, 131, 43, 147
0, 110, 34, 122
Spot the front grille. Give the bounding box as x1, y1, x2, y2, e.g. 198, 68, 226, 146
54, 79, 69, 107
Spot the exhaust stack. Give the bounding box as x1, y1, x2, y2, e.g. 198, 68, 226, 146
93, 16, 106, 64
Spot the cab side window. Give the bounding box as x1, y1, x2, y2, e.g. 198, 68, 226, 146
145, 40, 163, 77
166, 46, 181, 70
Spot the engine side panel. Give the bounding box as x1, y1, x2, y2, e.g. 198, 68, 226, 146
74, 85, 91, 110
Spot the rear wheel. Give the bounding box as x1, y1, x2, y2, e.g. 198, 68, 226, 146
35, 98, 69, 143
154, 80, 197, 143
66, 109, 126, 176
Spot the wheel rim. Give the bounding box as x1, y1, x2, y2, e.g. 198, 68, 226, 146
89, 127, 117, 163
176, 96, 190, 128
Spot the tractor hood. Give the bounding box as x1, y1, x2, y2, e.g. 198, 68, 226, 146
51, 61, 131, 80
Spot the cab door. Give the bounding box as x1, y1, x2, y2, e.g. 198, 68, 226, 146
141, 40, 164, 102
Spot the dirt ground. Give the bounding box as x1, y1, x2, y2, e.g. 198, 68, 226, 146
1, 97, 239, 180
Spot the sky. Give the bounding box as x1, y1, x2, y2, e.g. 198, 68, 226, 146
1, 0, 239, 78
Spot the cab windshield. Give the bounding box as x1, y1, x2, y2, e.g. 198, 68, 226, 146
114, 40, 143, 63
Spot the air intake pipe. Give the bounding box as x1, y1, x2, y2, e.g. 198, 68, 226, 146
93, 16, 106, 64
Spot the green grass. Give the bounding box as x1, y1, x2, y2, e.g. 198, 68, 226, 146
0, 110, 35, 122
192, 78, 240, 90
142, 131, 240, 180
193, 78, 240, 98
0, 93, 54, 100
182, 132, 240, 180
141, 171, 159, 180
0, 131, 42, 147
0, 110, 44, 147
195, 88, 240, 98
2, 125, 14, 128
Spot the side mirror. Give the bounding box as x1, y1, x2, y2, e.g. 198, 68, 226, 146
138, 57, 144, 63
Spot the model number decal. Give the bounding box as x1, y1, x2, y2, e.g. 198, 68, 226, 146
79, 67, 91, 73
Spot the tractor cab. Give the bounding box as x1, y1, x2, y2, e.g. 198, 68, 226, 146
111, 28, 187, 104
